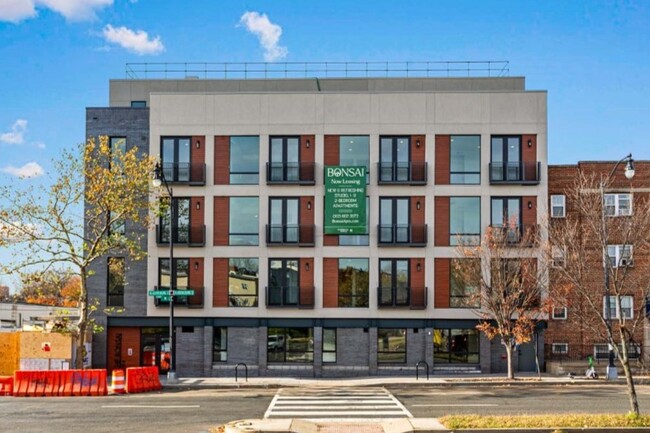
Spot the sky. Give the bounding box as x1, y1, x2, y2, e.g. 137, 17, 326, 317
0, 0, 649, 286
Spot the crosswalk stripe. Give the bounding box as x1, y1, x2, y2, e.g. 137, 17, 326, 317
265, 387, 412, 419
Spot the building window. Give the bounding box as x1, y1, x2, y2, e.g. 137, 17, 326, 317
230, 136, 259, 184
161, 137, 190, 182
433, 328, 480, 364
159, 258, 189, 290
107, 257, 125, 307
109, 136, 126, 168
268, 259, 299, 306
450, 135, 480, 184
379, 136, 409, 182
340, 196, 369, 246
552, 343, 568, 354
340, 136, 369, 184
450, 197, 480, 245
338, 258, 369, 307
604, 193, 632, 216
552, 307, 568, 320
379, 197, 410, 244
229, 197, 259, 245
552, 247, 566, 268
130, 101, 146, 108
379, 259, 409, 307
268, 197, 299, 243
213, 327, 227, 362
491, 136, 521, 181
108, 210, 125, 236
323, 328, 337, 363
378, 329, 406, 363
450, 259, 480, 308
267, 327, 314, 363
228, 258, 259, 307
603, 295, 633, 320
551, 195, 566, 218
269, 136, 300, 182
491, 197, 522, 242
607, 245, 633, 268
159, 197, 190, 243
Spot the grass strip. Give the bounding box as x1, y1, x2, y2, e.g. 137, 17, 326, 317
440, 414, 650, 429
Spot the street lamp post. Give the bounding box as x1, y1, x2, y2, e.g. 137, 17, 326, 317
601, 153, 635, 381
153, 162, 177, 383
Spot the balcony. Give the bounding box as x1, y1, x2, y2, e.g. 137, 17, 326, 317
489, 224, 538, 247
162, 162, 206, 186
156, 224, 206, 247
377, 286, 428, 309
489, 161, 540, 185
377, 162, 427, 185
266, 224, 315, 247
377, 224, 427, 247
266, 162, 315, 185
153, 286, 204, 308
265, 286, 314, 309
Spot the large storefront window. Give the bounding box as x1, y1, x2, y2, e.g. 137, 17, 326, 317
377, 328, 406, 363
433, 328, 480, 364
267, 327, 314, 363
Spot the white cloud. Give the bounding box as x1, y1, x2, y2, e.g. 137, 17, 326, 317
239, 11, 288, 62
1, 162, 44, 178
0, 221, 41, 243
34, 141, 46, 149
0, 0, 111, 23
0, 0, 37, 23
0, 119, 28, 144
102, 24, 164, 55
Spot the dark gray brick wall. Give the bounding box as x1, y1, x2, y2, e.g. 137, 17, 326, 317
85, 107, 149, 368
176, 325, 204, 376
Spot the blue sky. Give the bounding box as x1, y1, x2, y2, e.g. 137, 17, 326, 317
0, 0, 649, 286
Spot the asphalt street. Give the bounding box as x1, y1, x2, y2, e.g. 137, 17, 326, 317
2, 384, 650, 433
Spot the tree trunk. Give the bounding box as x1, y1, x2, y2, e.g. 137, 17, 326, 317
504, 342, 514, 379
621, 357, 640, 416
74, 275, 89, 369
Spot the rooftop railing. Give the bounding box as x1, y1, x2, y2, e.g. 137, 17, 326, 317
125, 61, 510, 80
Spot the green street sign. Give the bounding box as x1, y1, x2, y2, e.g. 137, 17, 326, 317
324, 166, 367, 235
148, 290, 170, 296
157, 296, 172, 302
173, 290, 195, 296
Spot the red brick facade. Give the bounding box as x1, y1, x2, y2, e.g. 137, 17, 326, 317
214, 136, 229, 185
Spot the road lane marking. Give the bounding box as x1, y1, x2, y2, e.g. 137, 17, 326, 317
102, 405, 201, 409
411, 403, 498, 407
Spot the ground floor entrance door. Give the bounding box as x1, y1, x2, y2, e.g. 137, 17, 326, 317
518, 332, 539, 372
141, 328, 170, 374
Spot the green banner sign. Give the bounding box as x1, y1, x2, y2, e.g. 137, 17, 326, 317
324, 166, 367, 235
148, 290, 169, 296
148, 289, 194, 297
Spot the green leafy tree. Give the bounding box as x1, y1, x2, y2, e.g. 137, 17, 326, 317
0, 137, 156, 368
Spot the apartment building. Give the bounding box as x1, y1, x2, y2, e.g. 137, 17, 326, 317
545, 161, 650, 372
86, 65, 548, 377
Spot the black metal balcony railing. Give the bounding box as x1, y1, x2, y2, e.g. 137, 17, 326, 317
489, 161, 540, 184
156, 224, 206, 247
489, 224, 538, 247
162, 162, 206, 186
377, 224, 427, 247
377, 286, 428, 309
265, 286, 314, 308
544, 343, 641, 363
266, 224, 315, 246
153, 286, 204, 308
266, 162, 315, 185
377, 162, 427, 185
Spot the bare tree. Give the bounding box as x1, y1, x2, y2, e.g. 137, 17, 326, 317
548, 170, 650, 416
454, 221, 546, 379
0, 137, 156, 368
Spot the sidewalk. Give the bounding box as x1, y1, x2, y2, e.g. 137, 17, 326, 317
160, 372, 634, 389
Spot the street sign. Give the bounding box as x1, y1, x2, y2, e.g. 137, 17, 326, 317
173, 290, 195, 296
157, 296, 171, 302
324, 166, 367, 234
148, 290, 169, 296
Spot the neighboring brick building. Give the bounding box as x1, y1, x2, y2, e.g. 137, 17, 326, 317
545, 161, 650, 373
86, 63, 548, 377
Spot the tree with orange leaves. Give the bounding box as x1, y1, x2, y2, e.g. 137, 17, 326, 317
454, 220, 547, 379
0, 137, 156, 368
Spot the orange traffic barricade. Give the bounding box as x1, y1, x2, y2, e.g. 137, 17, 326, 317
0, 376, 13, 396
111, 369, 125, 394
